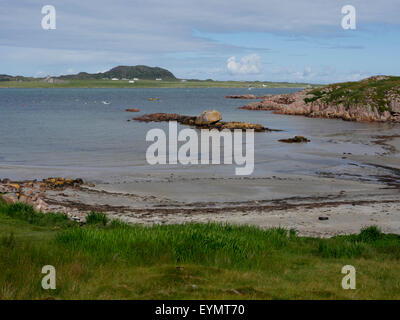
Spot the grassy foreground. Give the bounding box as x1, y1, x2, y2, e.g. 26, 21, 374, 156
1, 200, 400, 299
0, 79, 314, 89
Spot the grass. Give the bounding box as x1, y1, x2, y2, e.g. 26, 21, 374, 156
0, 79, 317, 89
0, 201, 75, 228
1, 199, 400, 299
85, 212, 109, 226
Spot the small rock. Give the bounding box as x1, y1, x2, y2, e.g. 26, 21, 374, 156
318, 217, 329, 221
1, 193, 18, 205
24, 189, 33, 196
9, 183, 21, 191
34, 198, 47, 212
279, 136, 310, 143
18, 194, 29, 204
229, 289, 241, 295
125, 108, 140, 112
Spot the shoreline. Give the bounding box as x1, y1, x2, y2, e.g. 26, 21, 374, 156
2, 156, 400, 237
2, 133, 400, 238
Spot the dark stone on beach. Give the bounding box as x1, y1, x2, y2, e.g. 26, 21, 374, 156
318, 217, 329, 221
126, 108, 140, 112
279, 136, 310, 143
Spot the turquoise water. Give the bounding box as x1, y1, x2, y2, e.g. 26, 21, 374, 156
0, 88, 395, 183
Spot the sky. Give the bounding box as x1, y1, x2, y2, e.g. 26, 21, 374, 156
0, 0, 399, 83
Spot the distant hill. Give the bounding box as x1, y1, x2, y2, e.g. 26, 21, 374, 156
0, 74, 33, 82
57, 65, 177, 80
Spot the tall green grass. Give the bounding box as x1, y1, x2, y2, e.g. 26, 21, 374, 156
0, 201, 75, 228
2, 201, 400, 299
318, 226, 400, 259
85, 212, 109, 226
56, 222, 400, 268
2, 201, 400, 264
56, 223, 294, 268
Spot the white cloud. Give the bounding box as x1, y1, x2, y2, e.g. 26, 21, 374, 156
227, 54, 261, 75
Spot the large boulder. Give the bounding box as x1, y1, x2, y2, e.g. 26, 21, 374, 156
195, 110, 221, 125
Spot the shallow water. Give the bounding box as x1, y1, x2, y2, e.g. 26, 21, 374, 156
0, 88, 399, 190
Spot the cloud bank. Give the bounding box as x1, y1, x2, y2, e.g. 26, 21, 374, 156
0, 0, 399, 82
227, 54, 261, 75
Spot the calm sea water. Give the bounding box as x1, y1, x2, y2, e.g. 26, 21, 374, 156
0, 88, 397, 183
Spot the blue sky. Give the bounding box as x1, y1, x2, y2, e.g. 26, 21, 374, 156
0, 0, 399, 83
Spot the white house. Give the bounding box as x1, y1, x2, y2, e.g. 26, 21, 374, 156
155, 78, 162, 81
133, 78, 139, 81
111, 78, 119, 81
129, 80, 135, 84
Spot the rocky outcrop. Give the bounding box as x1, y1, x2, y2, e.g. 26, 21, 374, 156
225, 94, 265, 99
239, 90, 399, 123
0, 177, 86, 218
134, 113, 195, 123
134, 112, 278, 132
126, 108, 140, 112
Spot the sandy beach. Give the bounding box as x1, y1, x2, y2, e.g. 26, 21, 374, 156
2, 136, 399, 237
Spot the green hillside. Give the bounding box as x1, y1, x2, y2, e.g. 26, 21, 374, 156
304, 76, 400, 113
58, 65, 177, 80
